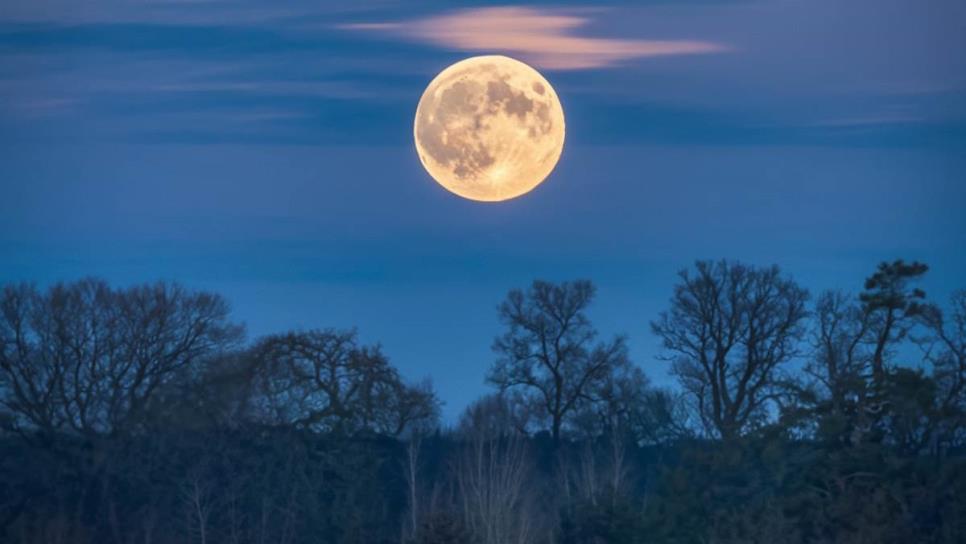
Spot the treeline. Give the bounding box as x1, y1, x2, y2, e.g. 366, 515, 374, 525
0, 260, 963, 543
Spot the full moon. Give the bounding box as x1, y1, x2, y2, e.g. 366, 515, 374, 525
414, 55, 565, 202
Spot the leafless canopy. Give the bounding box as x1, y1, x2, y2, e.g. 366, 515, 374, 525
0, 279, 243, 437
248, 329, 439, 436
651, 261, 808, 439
808, 290, 871, 412
920, 291, 966, 419
488, 280, 631, 442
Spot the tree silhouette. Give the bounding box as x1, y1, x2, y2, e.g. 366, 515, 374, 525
0, 268, 963, 544
811, 292, 870, 403
0, 279, 243, 437
652, 261, 809, 439
488, 280, 630, 442
860, 259, 929, 383
247, 329, 439, 436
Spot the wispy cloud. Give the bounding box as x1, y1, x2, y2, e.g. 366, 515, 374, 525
340, 6, 728, 70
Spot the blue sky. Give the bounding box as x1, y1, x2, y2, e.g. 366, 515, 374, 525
1, 0, 965, 420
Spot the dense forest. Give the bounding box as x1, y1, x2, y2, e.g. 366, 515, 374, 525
1, 259, 963, 543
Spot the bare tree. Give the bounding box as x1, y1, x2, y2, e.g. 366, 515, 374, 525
808, 291, 871, 414
379, 377, 440, 437
556, 432, 632, 513
921, 291, 966, 408
570, 364, 649, 438
488, 280, 630, 442
403, 432, 423, 542
402, 404, 443, 544
0, 280, 241, 543
0, 279, 243, 437
919, 290, 966, 450
182, 468, 214, 544
651, 261, 808, 440
455, 432, 536, 544
248, 329, 439, 436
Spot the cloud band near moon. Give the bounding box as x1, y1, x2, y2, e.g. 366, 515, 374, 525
340, 6, 729, 70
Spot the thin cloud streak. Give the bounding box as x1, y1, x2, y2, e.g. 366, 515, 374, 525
341, 6, 728, 70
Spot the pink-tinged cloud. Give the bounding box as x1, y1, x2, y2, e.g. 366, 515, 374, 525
340, 7, 727, 70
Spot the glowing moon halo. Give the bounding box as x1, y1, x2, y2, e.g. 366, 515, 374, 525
414, 55, 565, 202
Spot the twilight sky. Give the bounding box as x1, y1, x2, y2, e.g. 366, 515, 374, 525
1, 0, 965, 420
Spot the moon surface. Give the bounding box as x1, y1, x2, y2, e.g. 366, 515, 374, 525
414, 55, 565, 202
